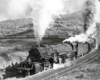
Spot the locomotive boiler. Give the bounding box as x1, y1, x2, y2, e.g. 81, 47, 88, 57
38, 38, 95, 58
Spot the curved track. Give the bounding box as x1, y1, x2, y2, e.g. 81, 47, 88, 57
22, 48, 100, 80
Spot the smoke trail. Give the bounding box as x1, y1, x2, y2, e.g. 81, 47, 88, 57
93, 0, 100, 49
63, 0, 100, 43
32, 0, 65, 40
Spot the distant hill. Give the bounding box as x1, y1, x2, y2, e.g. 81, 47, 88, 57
0, 18, 32, 28
0, 11, 93, 38
55, 11, 84, 28
0, 18, 33, 37
50, 11, 84, 37
61, 11, 84, 23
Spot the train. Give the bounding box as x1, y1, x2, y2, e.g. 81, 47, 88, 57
3, 38, 96, 79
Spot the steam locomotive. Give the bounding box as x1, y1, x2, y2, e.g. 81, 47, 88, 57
3, 38, 96, 78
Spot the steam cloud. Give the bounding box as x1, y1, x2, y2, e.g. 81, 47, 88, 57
33, 0, 65, 40
63, 0, 100, 43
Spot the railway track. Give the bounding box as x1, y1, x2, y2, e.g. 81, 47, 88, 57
22, 48, 100, 80
85, 50, 100, 64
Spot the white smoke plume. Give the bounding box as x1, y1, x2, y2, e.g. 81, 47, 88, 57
33, 0, 65, 40
63, 0, 100, 43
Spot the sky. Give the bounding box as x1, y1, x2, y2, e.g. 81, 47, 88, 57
0, 0, 87, 21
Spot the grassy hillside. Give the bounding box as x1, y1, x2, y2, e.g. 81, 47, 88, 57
0, 18, 33, 37
0, 11, 100, 39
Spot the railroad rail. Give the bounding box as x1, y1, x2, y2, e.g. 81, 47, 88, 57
22, 48, 100, 80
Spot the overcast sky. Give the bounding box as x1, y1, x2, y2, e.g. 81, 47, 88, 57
0, 0, 89, 22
